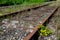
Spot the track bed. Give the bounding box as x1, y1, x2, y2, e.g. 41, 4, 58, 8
0, 5, 58, 40
38, 7, 60, 40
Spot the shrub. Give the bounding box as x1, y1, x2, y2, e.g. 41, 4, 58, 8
0, 0, 49, 6
38, 25, 52, 36
0, 0, 24, 5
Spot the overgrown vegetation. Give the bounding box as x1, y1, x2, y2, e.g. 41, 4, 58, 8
0, 0, 24, 5
0, 0, 49, 6
57, 35, 60, 40
38, 25, 52, 36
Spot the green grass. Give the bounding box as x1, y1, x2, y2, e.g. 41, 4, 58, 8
0, 0, 48, 6
0, 0, 49, 16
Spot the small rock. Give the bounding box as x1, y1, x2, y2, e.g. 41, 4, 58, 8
21, 38, 23, 40
29, 25, 34, 28
29, 29, 33, 33
2, 19, 9, 24
15, 32, 18, 35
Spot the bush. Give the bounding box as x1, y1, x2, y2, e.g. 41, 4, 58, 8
0, 0, 7, 4
0, 0, 49, 6
24, 0, 46, 3
0, 0, 24, 5
38, 25, 52, 36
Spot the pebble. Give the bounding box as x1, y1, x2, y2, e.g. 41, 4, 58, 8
29, 25, 34, 28
12, 37, 15, 39
13, 25, 17, 28
15, 32, 18, 35
29, 29, 33, 33
2, 19, 9, 24
20, 28, 23, 30
3, 30, 6, 32
3, 27, 6, 29
11, 20, 19, 24
40, 8, 45, 10
39, 21, 42, 24
21, 39, 23, 40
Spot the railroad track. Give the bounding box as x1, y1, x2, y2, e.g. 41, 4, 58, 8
0, 2, 52, 17
24, 6, 58, 40
0, 4, 58, 40
38, 7, 60, 40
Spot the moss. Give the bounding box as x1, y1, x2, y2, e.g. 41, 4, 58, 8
38, 25, 52, 36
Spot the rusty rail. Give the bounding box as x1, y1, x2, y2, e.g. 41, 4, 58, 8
0, 3, 51, 17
